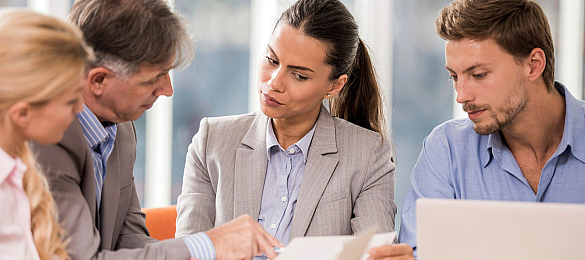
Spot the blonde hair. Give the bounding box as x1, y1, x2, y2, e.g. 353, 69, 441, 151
0, 9, 92, 260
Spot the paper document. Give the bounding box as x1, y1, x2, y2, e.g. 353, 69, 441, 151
274, 229, 396, 260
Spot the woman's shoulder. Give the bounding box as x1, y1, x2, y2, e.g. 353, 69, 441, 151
328, 117, 393, 165
331, 117, 387, 146
332, 117, 382, 137
196, 111, 266, 146
204, 111, 260, 128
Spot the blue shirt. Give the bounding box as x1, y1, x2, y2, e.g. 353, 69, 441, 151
78, 106, 215, 259
399, 82, 585, 252
78, 105, 117, 209
256, 119, 316, 258
181, 233, 215, 260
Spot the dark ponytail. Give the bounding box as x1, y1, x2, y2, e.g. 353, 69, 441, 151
279, 0, 386, 135
330, 38, 385, 135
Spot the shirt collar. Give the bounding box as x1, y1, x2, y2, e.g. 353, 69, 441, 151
485, 81, 585, 166
265, 119, 317, 163
0, 146, 28, 186
554, 82, 585, 163
77, 105, 117, 149
484, 132, 501, 167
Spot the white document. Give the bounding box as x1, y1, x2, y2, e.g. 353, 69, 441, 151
274, 230, 396, 260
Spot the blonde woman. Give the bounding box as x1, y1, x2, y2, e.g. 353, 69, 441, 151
0, 9, 91, 260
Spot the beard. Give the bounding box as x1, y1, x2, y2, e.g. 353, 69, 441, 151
463, 76, 528, 135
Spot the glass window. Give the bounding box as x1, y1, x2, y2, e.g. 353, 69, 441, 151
392, 0, 455, 232
173, 0, 251, 204
134, 116, 147, 205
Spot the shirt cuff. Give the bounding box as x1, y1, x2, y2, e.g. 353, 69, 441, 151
181, 232, 216, 260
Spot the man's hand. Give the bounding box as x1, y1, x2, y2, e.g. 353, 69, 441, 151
367, 244, 415, 260
205, 214, 284, 260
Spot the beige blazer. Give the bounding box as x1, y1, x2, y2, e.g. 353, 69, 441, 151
31, 120, 190, 260
176, 106, 396, 239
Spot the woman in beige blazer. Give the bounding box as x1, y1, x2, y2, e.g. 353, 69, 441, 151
176, 0, 396, 248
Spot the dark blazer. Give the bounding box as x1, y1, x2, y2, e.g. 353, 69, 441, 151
176, 105, 397, 239
31, 120, 190, 260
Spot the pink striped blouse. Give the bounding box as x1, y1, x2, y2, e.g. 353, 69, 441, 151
0, 147, 40, 260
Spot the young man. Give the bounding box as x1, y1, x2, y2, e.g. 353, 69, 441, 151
368, 0, 585, 259
31, 0, 281, 259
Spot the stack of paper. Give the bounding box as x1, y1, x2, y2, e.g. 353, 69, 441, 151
275, 229, 396, 260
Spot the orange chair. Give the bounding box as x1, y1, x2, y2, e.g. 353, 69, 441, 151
142, 205, 177, 241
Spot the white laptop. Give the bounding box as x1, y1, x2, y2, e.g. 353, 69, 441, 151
416, 198, 585, 260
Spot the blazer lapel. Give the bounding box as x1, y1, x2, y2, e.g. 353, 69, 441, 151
100, 133, 121, 250
291, 106, 339, 238
234, 112, 269, 220
60, 120, 99, 227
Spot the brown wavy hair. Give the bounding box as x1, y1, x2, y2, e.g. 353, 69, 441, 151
436, 0, 555, 91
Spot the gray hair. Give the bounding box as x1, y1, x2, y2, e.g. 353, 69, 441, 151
69, 0, 194, 79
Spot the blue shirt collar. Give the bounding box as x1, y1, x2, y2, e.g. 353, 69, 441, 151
266, 119, 316, 163
485, 132, 499, 167
77, 105, 117, 149
485, 81, 585, 167
555, 82, 585, 164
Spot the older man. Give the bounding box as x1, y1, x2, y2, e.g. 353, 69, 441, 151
31, 0, 281, 259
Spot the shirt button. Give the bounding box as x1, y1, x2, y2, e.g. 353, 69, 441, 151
271, 224, 277, 229
281, 196, 287, 202
289, 148, 295, 154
